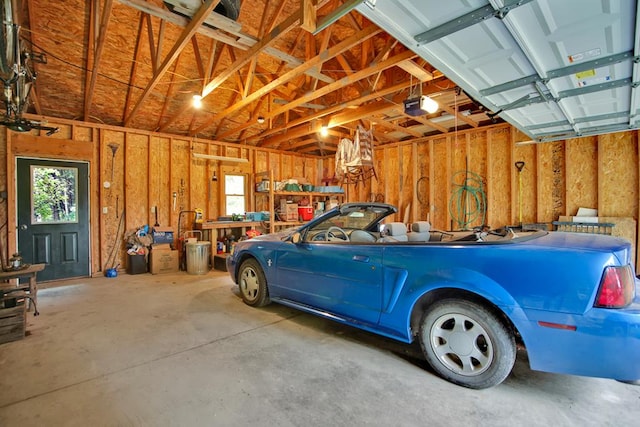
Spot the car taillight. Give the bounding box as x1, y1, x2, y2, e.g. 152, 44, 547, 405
594, 265, 635, 308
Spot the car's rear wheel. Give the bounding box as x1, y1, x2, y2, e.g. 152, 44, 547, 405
419, 299, 515, 389
238, 258, 270, 307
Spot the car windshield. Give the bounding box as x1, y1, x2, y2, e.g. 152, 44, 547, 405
308, 204, 391, 233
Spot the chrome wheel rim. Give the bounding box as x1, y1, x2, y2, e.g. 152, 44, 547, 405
430, 312, 494, 376
239, 266, 259, 302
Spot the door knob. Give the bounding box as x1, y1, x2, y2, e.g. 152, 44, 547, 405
19, 224, 27, 230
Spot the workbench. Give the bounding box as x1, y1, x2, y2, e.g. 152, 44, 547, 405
194, 221, 265, 246
0, 263, 45, 314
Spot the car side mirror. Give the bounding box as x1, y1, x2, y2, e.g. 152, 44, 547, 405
291, 232, 302, 244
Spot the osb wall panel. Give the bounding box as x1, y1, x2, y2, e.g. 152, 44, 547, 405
400, 144, 414, 223
101, 130, 125, 271
268, 152, 281, 183
468, 131, 488, 224
72, 126, 94, 142
512, 139, 537, 225
370, 146, 386, 205
536, 141, 566, 223
565, 136, 598, 217
170, 138, 191, 228
207, 144, 221, 218
190, 140, 209, 221
124, 133, 149, 231
149, 136, 171, 227
415, 141, 430, 221
598, 132, 638, 217
486, 128, 511, 228
468, 131, 488, 180
431, 137, 448, 229
385, 146, 400, 221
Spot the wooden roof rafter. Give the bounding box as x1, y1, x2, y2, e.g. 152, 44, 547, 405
84, 0, 113, 122
266, 49, 416, 125
155, 53, 182, 131
124, 0, 221, 127
170, 9, 306, 135
158, 40, 230, 133
123, 12, 146, 123
199, 24, 382, 137
253, 79, 423, 142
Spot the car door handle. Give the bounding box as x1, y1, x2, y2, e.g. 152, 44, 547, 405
352, 255, 369, 263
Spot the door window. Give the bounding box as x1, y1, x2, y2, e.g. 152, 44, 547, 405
31, 165, 78, 224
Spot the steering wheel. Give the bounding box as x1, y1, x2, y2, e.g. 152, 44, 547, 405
326, 226, 349, 242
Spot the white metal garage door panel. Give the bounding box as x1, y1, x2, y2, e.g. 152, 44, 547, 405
429, 20, 535, 91
357, 0, 638, 143
501, 0, 633, 73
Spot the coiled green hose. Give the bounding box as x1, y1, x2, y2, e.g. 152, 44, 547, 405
449, 170, 487, 230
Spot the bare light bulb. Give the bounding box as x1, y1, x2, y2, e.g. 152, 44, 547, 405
193, 94, 203, 109
420, 95, 438, 114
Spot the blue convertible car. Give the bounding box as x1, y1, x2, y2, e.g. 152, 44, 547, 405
227, 202, 640, 389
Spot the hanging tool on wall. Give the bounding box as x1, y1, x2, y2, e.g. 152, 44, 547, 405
515, 161, 525, 226
154, 205, 159, 227
108, 143, 119, 182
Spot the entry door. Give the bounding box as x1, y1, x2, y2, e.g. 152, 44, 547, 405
16, 158, 90, 281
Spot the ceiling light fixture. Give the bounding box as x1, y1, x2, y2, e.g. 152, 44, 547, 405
257, 116, 265, 124
192, 94, 202, 109
420, 95, 439, 114
320, 125, 329, 137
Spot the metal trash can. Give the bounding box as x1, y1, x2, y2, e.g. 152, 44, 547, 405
186, 241, 211, 275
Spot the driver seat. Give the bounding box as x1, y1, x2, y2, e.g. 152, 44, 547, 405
350, 230, 377, 243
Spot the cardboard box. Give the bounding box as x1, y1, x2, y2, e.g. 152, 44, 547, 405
152, 227, 174, 245
280, 201, 298, 221
149, 248, 179, 274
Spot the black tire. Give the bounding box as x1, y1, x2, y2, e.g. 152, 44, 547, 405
164, 0, 241, 22
419, 299, 516, 389
238, 258, 270, 307
215, 0, 241, 21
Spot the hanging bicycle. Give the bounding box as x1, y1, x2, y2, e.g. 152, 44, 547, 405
0, 0, 57, 135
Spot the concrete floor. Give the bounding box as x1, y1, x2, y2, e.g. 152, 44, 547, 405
1, 270, 639, 426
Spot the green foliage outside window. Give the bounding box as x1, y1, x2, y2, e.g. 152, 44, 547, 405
32, 166, 77, 223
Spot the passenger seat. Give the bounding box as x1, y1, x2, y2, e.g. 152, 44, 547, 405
378, 222, 408, 242
408, 221, 431, 242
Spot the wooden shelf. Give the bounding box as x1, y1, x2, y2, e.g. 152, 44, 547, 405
254, 171, 344, 233
256, 191, 344, 197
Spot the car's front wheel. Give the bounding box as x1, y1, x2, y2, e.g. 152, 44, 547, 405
238, 259, 270, 307
419, 299, 516, 389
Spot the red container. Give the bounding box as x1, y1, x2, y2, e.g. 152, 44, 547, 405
298, 206, 313, 221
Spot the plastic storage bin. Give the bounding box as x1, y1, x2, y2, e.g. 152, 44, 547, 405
127, 254, 147, 274
186, 241, 211, 275
298, 206, 313, 221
